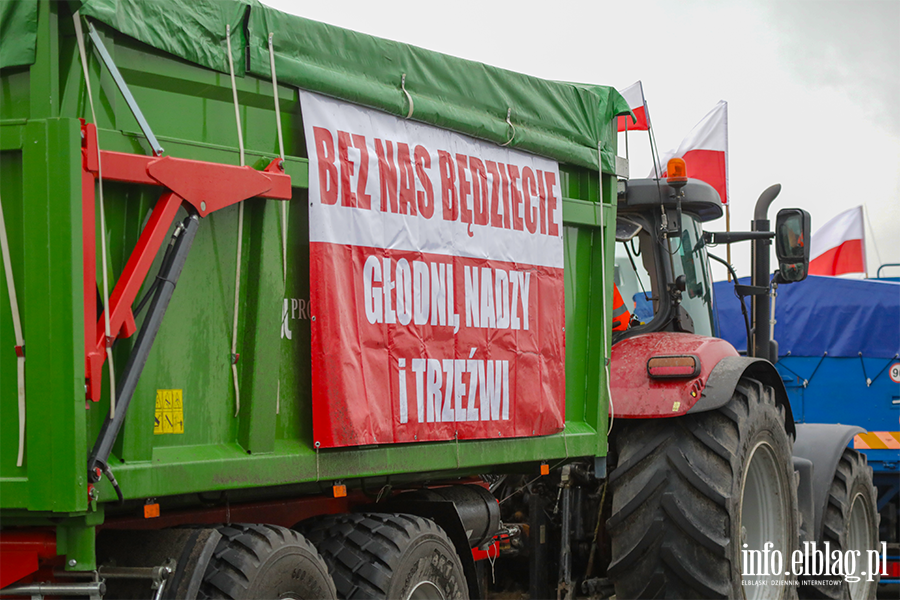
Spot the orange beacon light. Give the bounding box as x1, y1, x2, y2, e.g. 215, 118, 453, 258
666, 157, 688, 186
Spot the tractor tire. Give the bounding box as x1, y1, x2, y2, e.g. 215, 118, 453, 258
607, 376, 800, 599
198, 523, 337, 599
799, 448, 879, 600
298, 512, 467, 599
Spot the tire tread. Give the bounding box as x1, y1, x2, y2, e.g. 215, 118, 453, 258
800, 449, 879, 600
197, 523, 335, 600
299, 513, 462, 600
608, 377, 799, 599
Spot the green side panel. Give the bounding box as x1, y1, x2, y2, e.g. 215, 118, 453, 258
246, 4, 629, 173
0, 0, 38, 69
78, 0, 250, 75
34, 118, 89, 513
1, 1, 617, 518
0, 150, 25, 481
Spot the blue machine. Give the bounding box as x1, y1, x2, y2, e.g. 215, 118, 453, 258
715, 275, 900, 584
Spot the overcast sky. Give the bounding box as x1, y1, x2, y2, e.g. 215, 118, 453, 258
264, 0, 899, 280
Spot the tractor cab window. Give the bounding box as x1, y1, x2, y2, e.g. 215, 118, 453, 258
614, 216, 658, 327
669, 214, 715, 337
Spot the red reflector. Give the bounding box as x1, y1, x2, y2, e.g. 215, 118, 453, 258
472, 541, 500, 562
887, 559, 900, 578
647, 355, 700, 379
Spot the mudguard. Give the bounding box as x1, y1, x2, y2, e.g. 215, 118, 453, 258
379, 485, 501, 600
610, 333, 796, 436
689, 355, 796, 437
610, 332, 739, 418
792, 423, 865, 541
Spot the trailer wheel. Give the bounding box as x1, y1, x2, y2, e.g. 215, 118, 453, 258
298, 512, 467, 599
197, 523, 336, 600
607, 377, 800, 599
800, 448, 879, 600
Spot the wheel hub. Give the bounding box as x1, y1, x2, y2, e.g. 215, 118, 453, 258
406, 580, 446, 600
740, 440, 789, 600
846, 492, 875, 600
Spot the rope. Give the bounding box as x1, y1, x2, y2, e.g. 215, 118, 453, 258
401, 74, 414, 119
869, 353, 900, 385
598, 143, 614, 436
500, 108, 516, 147
74, 13, 117, 419
498, 459, 567, 504
267, 33, 288, 284
487, 542, 497, 583
268, 32, 288, 416
226, 25, 245, 417
0, 194, 26, 466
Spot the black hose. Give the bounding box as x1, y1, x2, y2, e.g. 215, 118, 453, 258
707, 252, 752, 351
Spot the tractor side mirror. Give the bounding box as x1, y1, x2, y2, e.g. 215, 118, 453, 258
774, 208, 811, 283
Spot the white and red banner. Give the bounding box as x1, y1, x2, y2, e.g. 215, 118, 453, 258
809, 206, 866, 276
616, 81, 649, 132
654, 100, 729, 205
300, 91, 565, 448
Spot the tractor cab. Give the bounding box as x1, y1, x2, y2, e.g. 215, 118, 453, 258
613, 164, 812, 360
614, 177, 723, 341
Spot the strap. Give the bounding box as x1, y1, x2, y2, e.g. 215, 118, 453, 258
598, 143, 613, 436
500, 108, 516, 147
267, 32, 289, 284
74, 12, 117, 419
401, 74, 414, 119
0, 193, 26, 466
268, 33, 288, 416
226, 24, 245, 417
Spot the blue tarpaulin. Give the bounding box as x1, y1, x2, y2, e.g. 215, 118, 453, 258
714, 275, 900, 358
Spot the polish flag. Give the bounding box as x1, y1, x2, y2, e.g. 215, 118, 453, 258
809, 206, 866, 277
617, 81, 649, 132
654, 100, 729, 205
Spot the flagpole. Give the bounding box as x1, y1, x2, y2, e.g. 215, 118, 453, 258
726, 204, 732, 281
646, 103, 661, 180
860, 204, 869, 278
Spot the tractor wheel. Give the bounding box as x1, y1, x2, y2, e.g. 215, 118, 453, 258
298, 512, 467, 599
198, 523, 336, 599
800, 448, 879, 600
607, 376, 800, 599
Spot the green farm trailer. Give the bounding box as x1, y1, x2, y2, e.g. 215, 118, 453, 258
0, 2, 879, 599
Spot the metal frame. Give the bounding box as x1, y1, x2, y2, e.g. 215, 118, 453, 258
79, 121, 291, 403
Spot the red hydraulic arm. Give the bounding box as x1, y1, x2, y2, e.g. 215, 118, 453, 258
80, 121, 292, 401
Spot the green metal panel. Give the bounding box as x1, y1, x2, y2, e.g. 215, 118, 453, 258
12, 117, 87, 512
0, 1, 615, 525
0, 149, 24, 487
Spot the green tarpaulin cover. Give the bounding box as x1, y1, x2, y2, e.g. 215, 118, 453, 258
4, 0, 631, 172
0, 0, 38, 70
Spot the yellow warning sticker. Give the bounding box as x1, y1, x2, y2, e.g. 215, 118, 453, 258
154, 389, 184, 435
